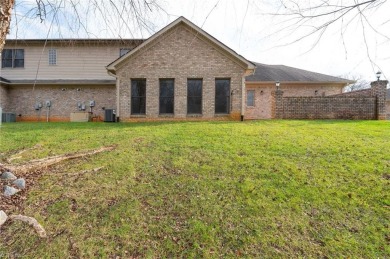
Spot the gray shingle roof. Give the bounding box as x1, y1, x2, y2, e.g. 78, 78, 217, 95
246, 62, 353, 83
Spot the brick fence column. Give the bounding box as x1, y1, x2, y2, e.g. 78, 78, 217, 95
272, 90, 284, 119
371, 80, 388, 120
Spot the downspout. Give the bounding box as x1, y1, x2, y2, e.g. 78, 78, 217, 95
241, 68, 255, 121
241, 75, 245, 121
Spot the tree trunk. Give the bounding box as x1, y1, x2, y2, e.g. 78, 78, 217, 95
0, 0, 14, 52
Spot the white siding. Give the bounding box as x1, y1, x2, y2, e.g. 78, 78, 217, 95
1, 42, 129, 80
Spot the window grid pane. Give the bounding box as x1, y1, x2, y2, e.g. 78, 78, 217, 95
215, 79, 230, 114
1, 49, 13, 68
159, 79, 174, 114
187, 79, 202, 114
2, 49, 24, 68
49, 49, 57, 65
247, 90, 255, 106
131, 79, 146, 115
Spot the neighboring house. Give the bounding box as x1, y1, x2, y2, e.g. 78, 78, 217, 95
1, 17, 355, 122
0, 39, 143, 121
245, 63, 352, 119
387, 89, 390, 119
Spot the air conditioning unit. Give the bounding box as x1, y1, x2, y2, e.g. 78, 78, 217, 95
104, 109, 116, 122
2, 112, 16, 123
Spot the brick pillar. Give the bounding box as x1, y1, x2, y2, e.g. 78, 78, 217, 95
371, 80, 388, 120
272, 90, 284, 119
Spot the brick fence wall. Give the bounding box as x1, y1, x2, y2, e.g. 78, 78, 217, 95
274, 80, 388, 120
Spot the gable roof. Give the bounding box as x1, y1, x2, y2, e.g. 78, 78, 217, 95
106, 16, 255, 74
246, 62, 354, 84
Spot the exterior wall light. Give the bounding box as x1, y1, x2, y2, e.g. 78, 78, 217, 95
376, 71, 382, 81
276, 81, 280, 90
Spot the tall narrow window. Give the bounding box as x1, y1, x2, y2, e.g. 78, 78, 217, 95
187, 79, 202, 114
159, 79, 174, 114
215, 79, 230, 114
2, 49, 24, 68
48, 49, 57, 65
131, 79, 146, 115
247, 90, 255, 106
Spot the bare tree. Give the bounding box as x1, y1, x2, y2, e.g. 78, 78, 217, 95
0, 0, 164, 52
266, 0, 389, 76
0, 0, 15, 51
340, 74, 370, 92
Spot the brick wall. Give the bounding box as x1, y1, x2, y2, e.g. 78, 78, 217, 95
330, 88, 371, 97
274, 80, 388, 120
5, 85, 116, 121
245, 83, 344, 119
280, 96, 376, 119
116, 23, 247, 121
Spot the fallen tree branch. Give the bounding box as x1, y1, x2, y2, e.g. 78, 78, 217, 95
6, 144, 43, 163
9, 215, 47, 238
2, 145, 116, 174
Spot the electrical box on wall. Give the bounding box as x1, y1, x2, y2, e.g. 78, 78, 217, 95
89, 100, 95, 107
46, 100, 51, 107
35, 103, 42, 110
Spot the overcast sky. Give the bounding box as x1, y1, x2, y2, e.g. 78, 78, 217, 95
9, 0, 390, 83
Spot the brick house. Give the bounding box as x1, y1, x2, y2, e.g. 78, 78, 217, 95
245, 63, 353, 119
106, 17, 255, 121
0, 39, 143, 121
0, 16, 386, 121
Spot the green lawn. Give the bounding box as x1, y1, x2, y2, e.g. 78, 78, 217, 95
0, 120, 389, 258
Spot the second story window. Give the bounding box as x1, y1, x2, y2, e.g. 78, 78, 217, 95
119, 48, 131, 57
1, 49, 24, 68
48, 49, 57, 65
